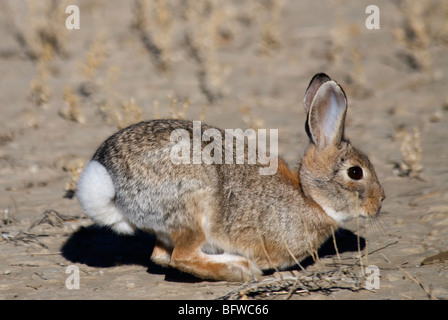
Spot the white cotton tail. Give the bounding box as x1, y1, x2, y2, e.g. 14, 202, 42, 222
76, 160, 135, 235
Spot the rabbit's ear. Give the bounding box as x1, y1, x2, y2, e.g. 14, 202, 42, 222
303, 73, 331, 114
307, 80, 347, 149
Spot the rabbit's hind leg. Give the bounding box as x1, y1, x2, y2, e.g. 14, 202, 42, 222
169, 228, 261, 282
150, 239, 173, 267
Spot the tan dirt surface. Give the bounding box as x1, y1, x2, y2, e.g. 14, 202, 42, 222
1, 1, 447, 300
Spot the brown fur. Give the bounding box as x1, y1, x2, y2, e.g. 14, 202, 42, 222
277, 159, 300, 187
170, 228, 256, 281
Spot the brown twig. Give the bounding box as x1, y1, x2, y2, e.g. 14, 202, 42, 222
28, 209, 84, 231
396, 264, 437, 300
218, 268, 366, 300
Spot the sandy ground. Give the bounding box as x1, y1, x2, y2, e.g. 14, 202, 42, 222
1, 0, 448, 300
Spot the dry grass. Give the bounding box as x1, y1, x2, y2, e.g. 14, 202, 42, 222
116, 98, 144, 129
59, 86, 85, 124
240, 106, 265, 131
396, 264, 438, 300
29, 43, 52, 107
394, 127, 424, 178
61, 158, 86, 197
151, 96, 194, 120
325, 14, 371, 99
225, 205, 372, 300
98, 98, 144, 130
80, 32, 109, 81
12, 0, 289, 128
257, 0, 284, 55
132, 0, 173, 72
1, 230, 49, 249
168, 96, 190, 120
219, 267, 367, 300
1, 209, 84, 250
6, 0, 71, 107
28, 209, 83, 231
394, 1, 448, 72
2, 0, 69, 60
183, 0, 227, 103
29, 75, 51, 107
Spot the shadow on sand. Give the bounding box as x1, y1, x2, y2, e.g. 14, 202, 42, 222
61, 225, 365, 282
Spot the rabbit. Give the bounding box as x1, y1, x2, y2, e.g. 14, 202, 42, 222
76, 73, 385, 282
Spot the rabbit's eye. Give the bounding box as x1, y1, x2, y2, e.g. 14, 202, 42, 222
348, 166, 363, 180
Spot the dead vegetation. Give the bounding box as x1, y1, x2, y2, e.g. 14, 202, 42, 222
59, 86, 86, 124
1, 1, 70, 106
393, 126, 424, 179
1, 230, 49, 249
61, 157, 86, 198
131, 0, 173, 73
219, 268, 366, 300
1, 209, 85, 251
222, 205, 375, 300
28, 209, 84, 231
394, 0, 448, 72
2, 0, 69, 60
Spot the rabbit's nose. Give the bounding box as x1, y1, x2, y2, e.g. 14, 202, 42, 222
380, 188, 386, 202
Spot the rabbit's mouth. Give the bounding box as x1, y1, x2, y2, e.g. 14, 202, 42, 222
362, 193, 385, 218
375, 203, 383, 215
320, 205, 353, 224
321, 202, 382, 224
369, 203, 383, 217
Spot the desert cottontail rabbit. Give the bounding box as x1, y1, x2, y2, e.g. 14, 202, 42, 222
77, 73, 385, 282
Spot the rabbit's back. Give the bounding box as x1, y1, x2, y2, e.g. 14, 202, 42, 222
88, 119, 310, 258
91, 120, 222, 237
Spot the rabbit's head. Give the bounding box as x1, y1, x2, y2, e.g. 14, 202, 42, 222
299, 74, 385, 223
